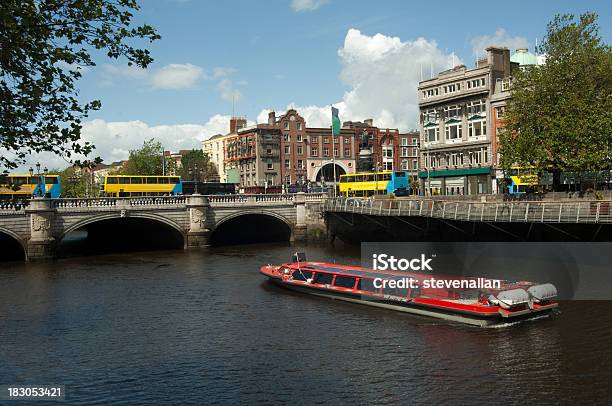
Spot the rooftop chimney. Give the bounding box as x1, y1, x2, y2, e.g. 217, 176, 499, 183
268, 111, 276, 125
364, 118, 373, 126
229, 117, 247, 134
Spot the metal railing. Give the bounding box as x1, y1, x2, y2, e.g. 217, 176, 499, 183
323, 197, 612, 224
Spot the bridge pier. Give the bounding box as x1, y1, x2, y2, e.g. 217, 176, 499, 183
186, 194, 211, 249
26, 198, 55, 260
292, 192, 307, 242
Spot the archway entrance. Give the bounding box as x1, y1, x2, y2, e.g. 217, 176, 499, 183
316, 163, 346, 183
210, 213, 292, 246
57, 217, 185, 257
0, 231, 26, 261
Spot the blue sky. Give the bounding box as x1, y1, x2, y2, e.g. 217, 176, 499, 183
24, 0, 612, 169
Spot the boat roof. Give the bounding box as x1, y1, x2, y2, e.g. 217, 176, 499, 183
294, 262, 416, 280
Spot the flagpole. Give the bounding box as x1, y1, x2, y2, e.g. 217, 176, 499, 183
331, 105, 337, 197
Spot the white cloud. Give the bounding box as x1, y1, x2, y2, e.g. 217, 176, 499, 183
209, 67, 238, 79
150, 63, 204, 90
14, 115, 242, 171
291, 0, 329, 12
258, 28, 456, 131
470, 28, 529, 56
217, 79, 243, 103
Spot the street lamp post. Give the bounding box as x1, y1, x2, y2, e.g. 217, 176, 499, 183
29, 162, 48, 198
188, 163, 204, 194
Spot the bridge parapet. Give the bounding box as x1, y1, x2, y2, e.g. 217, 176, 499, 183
324, 197, 612, 224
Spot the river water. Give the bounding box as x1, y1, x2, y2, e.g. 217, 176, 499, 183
1, 243, 611, 404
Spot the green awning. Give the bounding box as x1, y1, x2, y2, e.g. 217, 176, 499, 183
418, 166, 492, 179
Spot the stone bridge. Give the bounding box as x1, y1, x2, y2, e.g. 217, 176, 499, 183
0, 193, 325, 260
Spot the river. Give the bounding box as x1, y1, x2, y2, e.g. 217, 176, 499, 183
1, 243, 611, 404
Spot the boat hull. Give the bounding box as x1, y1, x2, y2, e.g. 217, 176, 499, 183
263, 272, 557, 327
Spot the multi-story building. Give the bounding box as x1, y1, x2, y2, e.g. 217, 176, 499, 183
417, 46, 516, 195
225, 119, 282, 190
399, 131, 420, 176
203, 117, 247, 183
202, 134, 226, 182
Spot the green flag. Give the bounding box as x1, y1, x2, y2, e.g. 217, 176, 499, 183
331, 106, 341, 136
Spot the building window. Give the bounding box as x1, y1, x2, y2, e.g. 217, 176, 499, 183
383, 162, 393, 171
297, 122, 302, 130
311, 136, 317, 143
297, 134, 303, 142
467, 99, 486, 115
323, 137, 330, 144
283, 122, 289, 130
297, 145, 303, 155
412, 138, 418, 145
311, 147, 318, 157
344, 137, 350, 144
444, 83, 460, 94
333, 137, 339, 144
496, 107, 505, 119
423, 109, 439, 123
334, 148, 339, 157
284, 159, 290, 169
401, 138, 408, 146
323, 147, 330, 157
297, 159, 304, 169
444, 105, 461, 120
382, 145, 393, 158
283, 134, 290, 142
468, 120, 487, 138
469, 147, 488, 165
344, 148, 350, 157
285, 175, 291, 184
401, 147, 409, 157
284, 145, 290, 154
412, 160, 418, 170
267, 159, 273, 170
445, 123, 462, 140
425, 127, 439, 142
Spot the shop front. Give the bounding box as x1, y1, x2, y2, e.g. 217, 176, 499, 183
418, 167, 493, 195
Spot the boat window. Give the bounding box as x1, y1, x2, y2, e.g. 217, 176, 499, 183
291, 270, 313, 281
356, 278, 379, 293
333, 275, 356, 289
313, 272, 334, 285
383, 285, 409, 297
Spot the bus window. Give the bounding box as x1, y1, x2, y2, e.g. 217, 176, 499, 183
131, 177, 143, 184
355, 175, 364, 182
340, 177, 347, 183
346, 176, 354, 182
366, 174, 375, 182
146, 177, 157, 184
394, 171, 406, 178
12, 177, 27, 185
159, 177, 169, 184
45, 176, 59, 184
382, 173, 391, 181
171, 177, 180, 184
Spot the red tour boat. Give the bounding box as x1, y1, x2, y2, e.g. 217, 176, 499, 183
260, 253, 558, 327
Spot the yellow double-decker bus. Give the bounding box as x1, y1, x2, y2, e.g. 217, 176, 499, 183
338, 171, 409, 197
0, 174, 61, 199
102, 175, 182, 197
505, 167, 540, 195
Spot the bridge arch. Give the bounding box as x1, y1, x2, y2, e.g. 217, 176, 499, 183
0, 226, 27, 261
210, 210, 293, 246
57, 212, 187, 255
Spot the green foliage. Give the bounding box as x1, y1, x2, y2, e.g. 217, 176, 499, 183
0, 0, 160, 172
120, 139, 164, 175
498, 12, 612, 186
178, 149, 218, 181
50, 166, 99, 198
